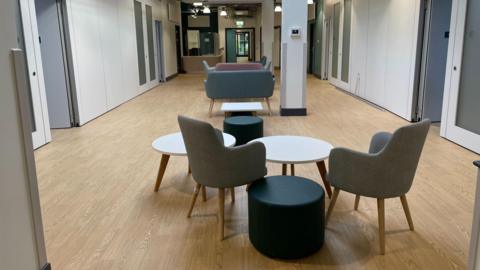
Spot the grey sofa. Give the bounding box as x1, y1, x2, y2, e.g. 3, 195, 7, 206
203, 64, 275, 117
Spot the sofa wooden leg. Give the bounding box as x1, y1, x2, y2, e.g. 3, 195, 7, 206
265, 98, 272, 116
209, 99, 215, 117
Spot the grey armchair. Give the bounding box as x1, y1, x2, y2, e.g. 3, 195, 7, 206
202, 60, 215, 74
326, 119, 431, 254
178, 116, 267, 240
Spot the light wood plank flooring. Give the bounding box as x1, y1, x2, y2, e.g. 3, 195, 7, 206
35, 74, 479, 269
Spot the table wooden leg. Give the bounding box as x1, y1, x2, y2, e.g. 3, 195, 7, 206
188, 164, 191, 175
316, 161, 332, 198
282, 164, 287, 175
290, 164, 295, 176
154, 154, 170, 192
201, 186, 207, 202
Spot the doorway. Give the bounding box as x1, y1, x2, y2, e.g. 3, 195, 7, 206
225, 28, 255, 63
273, 26, 281, 69
308, 21, 315, 74
155, 20, 166, 82
35, 0, 75, 129
175, 25, 183, 73
414, 0, 452, 122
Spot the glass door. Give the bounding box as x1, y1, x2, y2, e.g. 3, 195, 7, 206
441, 0, 480, 154
328, 0, 352, 91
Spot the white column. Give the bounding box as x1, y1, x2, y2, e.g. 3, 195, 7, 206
262, 0, 274, 70
280, 0, 308, 116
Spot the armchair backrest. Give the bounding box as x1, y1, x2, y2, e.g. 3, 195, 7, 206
260, 56, 267, 66
178, 116, 225, 187
376, 119, 431, 195
202, 60, 212, 74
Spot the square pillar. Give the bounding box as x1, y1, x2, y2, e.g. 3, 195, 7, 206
280, 0, 308, 116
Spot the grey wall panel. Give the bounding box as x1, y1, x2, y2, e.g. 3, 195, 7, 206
134, 0, 146, 85
146, 5, 155, 81
35, 0, 72, 128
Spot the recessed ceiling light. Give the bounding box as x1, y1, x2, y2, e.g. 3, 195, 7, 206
274, 5, 282, 12
193, 2, 203, 7
308, 0, 314, 4
220, 10, 227, 16
203, 6, 211, 14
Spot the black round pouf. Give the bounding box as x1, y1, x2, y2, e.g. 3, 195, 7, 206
223, 116, 263, 145
248, 176, 325, 259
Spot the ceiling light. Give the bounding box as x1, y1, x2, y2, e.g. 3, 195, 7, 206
308, 0, 314, 4
193, 2, 203, 7
220, 10, 227, 16
203, 6, 211, 14
274, 5, 282, 12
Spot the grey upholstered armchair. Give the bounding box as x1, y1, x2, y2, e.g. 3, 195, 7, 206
178, 116, 267, 240
326, 119, 431, 254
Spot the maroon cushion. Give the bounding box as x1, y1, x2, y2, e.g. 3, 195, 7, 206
215, 63, 263, 71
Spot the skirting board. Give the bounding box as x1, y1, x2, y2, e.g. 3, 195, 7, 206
165, 73, 178, 81
280, 107, 307, 116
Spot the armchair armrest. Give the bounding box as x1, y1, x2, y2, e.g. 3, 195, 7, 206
328, 147, 386, 197
369, 132, 392, 153
219, 142, 267, 187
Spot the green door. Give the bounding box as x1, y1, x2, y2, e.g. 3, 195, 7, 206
226, 29, 237, 63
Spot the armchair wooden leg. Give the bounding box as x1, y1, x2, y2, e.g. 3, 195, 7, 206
354, 195, 360, 210
209, 99, 215, 117
218, 188, 225, 240
282, 164, 287, 175
201, 186, 207, 202
290, 164, 295, 176
230, 188, 235, 203
326, 188, 340, 225
400, 195, 414, 231
377, 198, 385, 255
265, 97, 272, 116
187, 183, 201, 218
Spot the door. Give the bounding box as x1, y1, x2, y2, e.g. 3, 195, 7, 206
441, 0, 480, 154
328, 0, 352, 90
19, 0, 51, 149
155, 20, 165, 82
226, 29, 237, 63
273, 27, 281, 68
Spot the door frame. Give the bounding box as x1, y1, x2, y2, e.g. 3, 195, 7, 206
225, 27, 256, 63
155, 20, 166, 82
328, 0, 350, 91
440, 0, 480, 154
19, 0, 51, 149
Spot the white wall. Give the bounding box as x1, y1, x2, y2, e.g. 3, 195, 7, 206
1, 1, 47, 269
347, 0, 420, 120
66, 0, 180, 125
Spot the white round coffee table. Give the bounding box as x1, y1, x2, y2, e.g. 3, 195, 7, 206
152, 132, 236, 192
250, 135, 334, 197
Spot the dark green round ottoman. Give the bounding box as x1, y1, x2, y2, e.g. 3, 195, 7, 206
248, 176, 325, 259
223, 116, 263, 145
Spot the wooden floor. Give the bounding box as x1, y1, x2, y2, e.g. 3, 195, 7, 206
35, 74, 479, 270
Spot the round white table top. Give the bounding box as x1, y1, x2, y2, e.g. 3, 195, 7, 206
152, 132, 236, 156
250, 135, 333, 164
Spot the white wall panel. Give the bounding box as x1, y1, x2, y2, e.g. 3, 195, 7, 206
384, 0, 419, 118
66, 0, 180, 125
347, 0, 420, 120
67, 0, 107, 124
